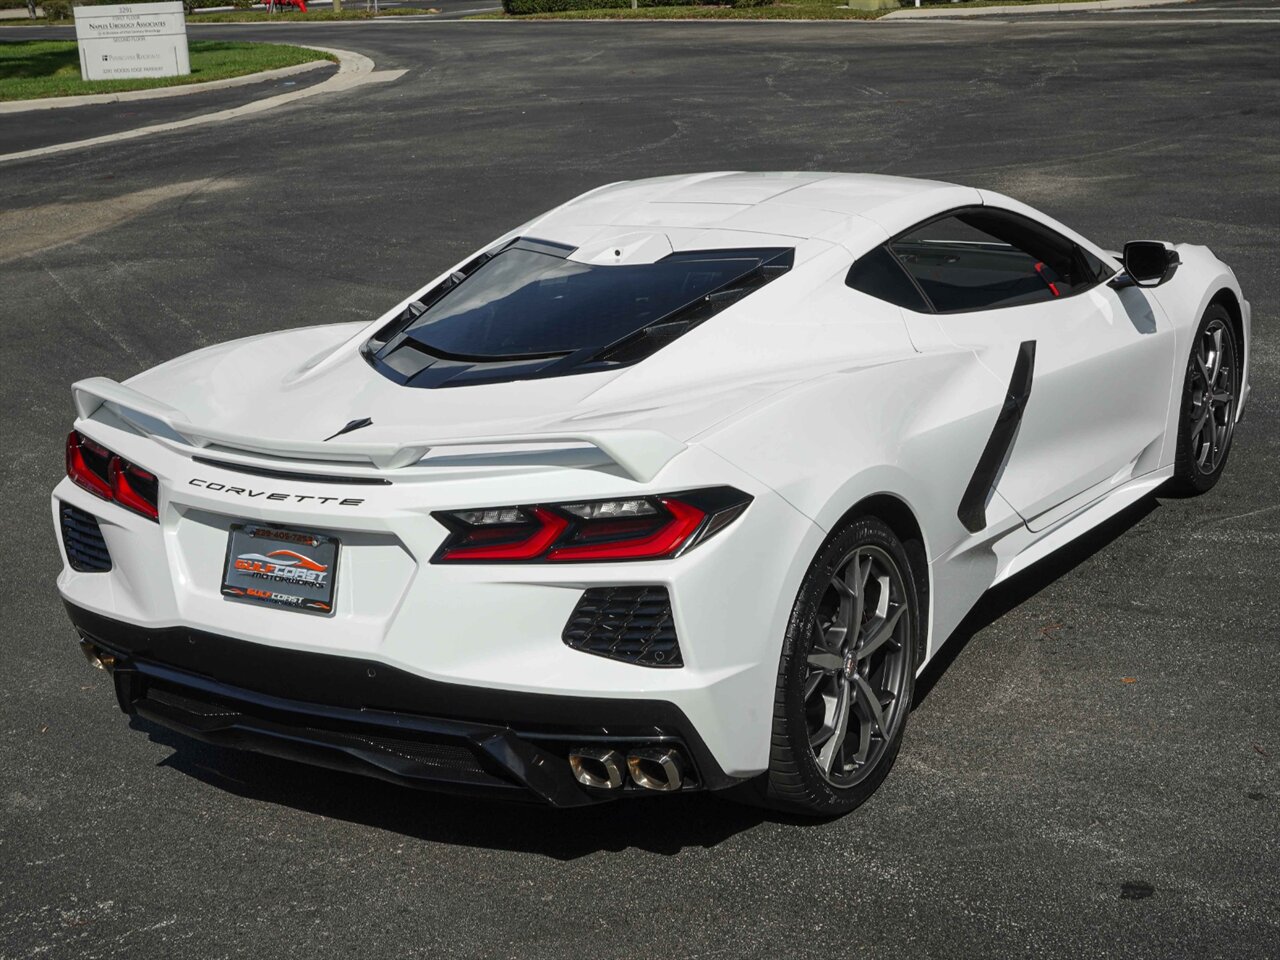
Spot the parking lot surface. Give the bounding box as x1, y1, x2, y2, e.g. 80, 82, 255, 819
2, 7, 1278, 958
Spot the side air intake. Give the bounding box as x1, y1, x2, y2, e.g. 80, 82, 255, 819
562, 586, 681, 668
60, 502, 112, 572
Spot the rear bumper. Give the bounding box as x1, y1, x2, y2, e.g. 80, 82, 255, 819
66, 602, 739, 807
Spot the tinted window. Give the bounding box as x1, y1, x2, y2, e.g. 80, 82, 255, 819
888, 208, 1098, 313
846, 245, 932, 313
400, 244, 791, 359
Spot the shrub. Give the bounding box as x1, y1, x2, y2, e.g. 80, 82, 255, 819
502, 0, 677, 11
501, 0, 770, 12
41, 0, 71, 16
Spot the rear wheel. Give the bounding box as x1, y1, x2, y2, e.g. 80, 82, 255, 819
751, 516, 920, 817
1170, 304, 1240, 496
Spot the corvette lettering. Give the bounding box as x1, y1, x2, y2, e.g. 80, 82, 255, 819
188, 478, 363, 506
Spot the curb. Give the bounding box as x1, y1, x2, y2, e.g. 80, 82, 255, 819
0, 58, 330, 115
881, 0, 1190, 19
0, 46, 406, 165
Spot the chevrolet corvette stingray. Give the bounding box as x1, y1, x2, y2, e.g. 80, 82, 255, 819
54, 172, 1251, 815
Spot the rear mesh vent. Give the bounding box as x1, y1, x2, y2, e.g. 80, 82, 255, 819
562, 586, 681, 668
60, 503, 111, 572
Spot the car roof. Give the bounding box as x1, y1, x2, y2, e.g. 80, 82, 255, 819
524, 172, 984, 256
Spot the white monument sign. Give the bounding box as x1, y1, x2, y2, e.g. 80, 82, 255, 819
74, 3, 190, 83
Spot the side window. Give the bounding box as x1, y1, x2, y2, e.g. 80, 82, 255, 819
887, 208, 1100, 313
845, 245, 932, 313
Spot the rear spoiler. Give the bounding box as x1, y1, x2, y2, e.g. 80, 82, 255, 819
71, 377, 686, 483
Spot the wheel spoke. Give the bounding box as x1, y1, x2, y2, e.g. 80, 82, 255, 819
803, 668, 827, 701
851, 711, 872, 765
807, 651, 844, 673
810, 619, 840, 656
823, 623, 849, 651
831, 556, 858, 599
852, 674, 888, 734
857, 604, 905, 660
1200, 408, 1218, 449
816, 680, 852, 773
1191, 403, 1211, 441
1195, 351, 1211, 389
1209, 327, 1224, 383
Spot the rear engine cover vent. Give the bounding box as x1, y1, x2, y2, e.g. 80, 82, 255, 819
60, 502, 111, 572
562, 586, 681, 668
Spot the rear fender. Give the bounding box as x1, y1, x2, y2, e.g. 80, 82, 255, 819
697, 347, 1031, 661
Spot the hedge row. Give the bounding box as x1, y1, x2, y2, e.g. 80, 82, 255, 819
502, 0, 771, 13
38, 0, 253, 18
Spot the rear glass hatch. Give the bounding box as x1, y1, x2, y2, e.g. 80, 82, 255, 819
364, 238, 794, 388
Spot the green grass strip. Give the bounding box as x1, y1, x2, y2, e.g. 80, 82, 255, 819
0, 39, 336, 101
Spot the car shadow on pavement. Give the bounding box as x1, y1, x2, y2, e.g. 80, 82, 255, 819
914, 495, 1160, 706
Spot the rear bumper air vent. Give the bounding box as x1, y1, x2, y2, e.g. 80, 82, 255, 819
562, 586, 681, 667
60, 502, 111, 572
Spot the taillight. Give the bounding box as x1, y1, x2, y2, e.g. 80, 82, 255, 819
432, 487, 751, 563
66, 432, 112, 500
65, 431, 160, 522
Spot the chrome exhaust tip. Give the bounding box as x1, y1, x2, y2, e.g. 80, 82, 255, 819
568, 747, 626, 790
79, 640, 115, 671
627, 747, 685, 792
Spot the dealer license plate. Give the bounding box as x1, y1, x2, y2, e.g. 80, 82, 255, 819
221, 524, 339, 616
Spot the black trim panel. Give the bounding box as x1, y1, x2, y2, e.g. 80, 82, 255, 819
191, 456, 392, 486
958, 340, 1037, 533
63, 602, 737, 802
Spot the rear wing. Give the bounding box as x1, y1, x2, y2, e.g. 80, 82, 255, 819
71, 377, 686, 483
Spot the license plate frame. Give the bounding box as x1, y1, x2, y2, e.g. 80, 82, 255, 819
220, 523, 340, 616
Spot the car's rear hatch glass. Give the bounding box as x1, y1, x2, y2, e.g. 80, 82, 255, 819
364, 239, 793, 387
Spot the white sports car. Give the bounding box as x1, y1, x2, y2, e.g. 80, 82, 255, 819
55, 172, 1251, 815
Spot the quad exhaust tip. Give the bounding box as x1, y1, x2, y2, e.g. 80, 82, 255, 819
79, 640, 115, 671
568, 747, 626, 790
626, 747, 684, 792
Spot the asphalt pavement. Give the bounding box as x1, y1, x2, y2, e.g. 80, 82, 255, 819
2, 4, 1278, 958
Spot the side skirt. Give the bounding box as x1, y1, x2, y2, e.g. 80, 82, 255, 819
991, 466, 1173, 586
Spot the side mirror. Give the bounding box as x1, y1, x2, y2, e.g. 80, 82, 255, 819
1113, 241, 1180, 288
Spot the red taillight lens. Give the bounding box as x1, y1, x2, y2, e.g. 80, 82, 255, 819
66, 431, 112, 500
548, 499, 705, 561
432, 488, 750, 564
109, 458, 160, 521
437, 507, 569, 561
65, 430, 160, 522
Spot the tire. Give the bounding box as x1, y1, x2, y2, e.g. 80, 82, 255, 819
1169, 303, 1241, 496
744, 515, 921, 817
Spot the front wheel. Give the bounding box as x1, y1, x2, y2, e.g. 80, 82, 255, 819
1169, 303, 1240, 496
751, 515, 920, 817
